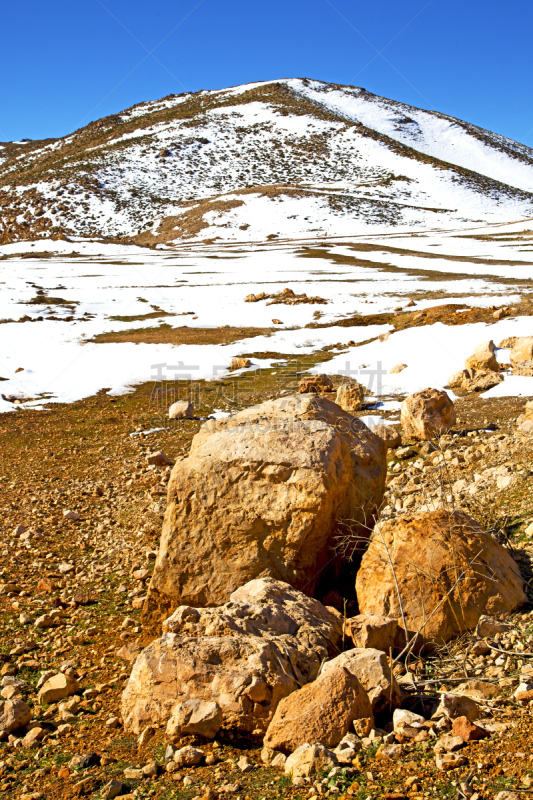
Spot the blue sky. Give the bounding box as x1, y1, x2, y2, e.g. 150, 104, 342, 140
1, 0, 532, 146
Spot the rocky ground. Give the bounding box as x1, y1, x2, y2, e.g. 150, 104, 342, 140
2, 370, 533, 800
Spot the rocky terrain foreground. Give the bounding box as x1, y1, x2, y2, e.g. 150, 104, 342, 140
2, 364, 533, 800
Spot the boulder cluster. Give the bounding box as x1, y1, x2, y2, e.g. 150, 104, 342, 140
115, 384, 527, 770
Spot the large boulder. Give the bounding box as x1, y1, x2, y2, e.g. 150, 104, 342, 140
122, 578, 343, 736
335, 381, 365, 412
510, 336, 533, 375
447, 368, 503, 394
401, 389, 456, 441
143, 394, 386, 623
465, 340, 499, 372
320, 648, 402, 713
263, 663, 372, 752
356, 510, 526, 645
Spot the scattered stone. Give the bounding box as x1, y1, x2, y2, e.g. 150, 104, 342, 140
434, 734, 464, 753
284, 743, 338, 778
173, 745, 204, 768
37, 672, 79, 705
433, 693, 480, 721
435, 752, 467, 770
146, 450, 173, 467
451, 716, 489, 741
62, 510, 80, 521
390, 364, 407, 374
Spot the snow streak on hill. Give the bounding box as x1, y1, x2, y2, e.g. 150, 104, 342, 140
1, 79, 533, 245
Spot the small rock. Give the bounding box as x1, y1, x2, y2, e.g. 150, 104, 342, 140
63, 510, 80, 521
173, 745, 204, 768
434, 734, 464, 753
435, 752, 467, 770
38, 672, 79, 705
146, 450, 173, 467
451, 716, 489, 741
476, 616, 511, 637
142, 760, 158, 777
433, 693, 480, 721
271, 752, 287, 769
80, 752, 101, 769
390, 364, 407, 374
102, 779, 124, 800
284, 743, 338, 778
123, 767, 144, 779
237, 755, 254, 773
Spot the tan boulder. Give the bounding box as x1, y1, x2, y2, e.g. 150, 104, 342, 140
38, 672, 79, 705
465, 340, 499, 372
320, 648, 402, 713
356, 510, 526, 645
370, 424, 402, 449
345, 614, 398, 652
401, 389, 455, 440
122, 578, 342, 736
447, 369, 503, 393
230, 357, 252, 370
0, 699, 31, 737
168, 400, 194, 420
143, 394, 386, 622
263, 664, 372, 752
335, 381, 365, 412
510, 336, 533, 374
298, 374, 333, 394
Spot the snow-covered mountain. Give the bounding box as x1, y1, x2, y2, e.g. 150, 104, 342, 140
2, 78, 533, 245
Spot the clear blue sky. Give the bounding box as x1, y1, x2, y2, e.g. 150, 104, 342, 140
1, 0, 532, 147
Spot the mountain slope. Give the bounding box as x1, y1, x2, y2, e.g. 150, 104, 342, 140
1, 78, 533, 245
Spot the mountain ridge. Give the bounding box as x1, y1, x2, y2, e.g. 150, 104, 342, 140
1, 78, 533, 246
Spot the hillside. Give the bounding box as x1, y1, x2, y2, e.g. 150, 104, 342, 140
1, 78, 533, 245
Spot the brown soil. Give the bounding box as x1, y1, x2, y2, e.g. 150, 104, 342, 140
91, 324, 275, 346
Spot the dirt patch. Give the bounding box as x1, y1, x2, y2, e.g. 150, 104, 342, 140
90, 323, 275, 346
